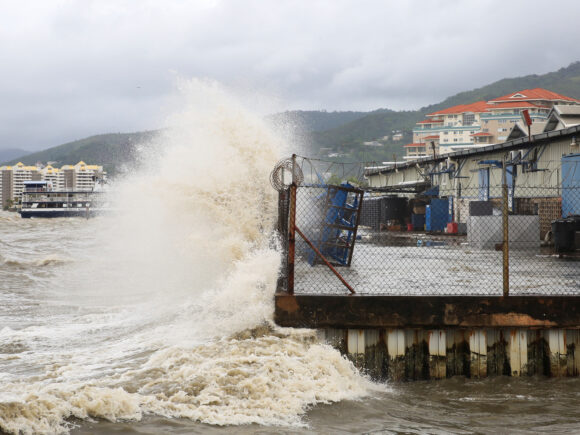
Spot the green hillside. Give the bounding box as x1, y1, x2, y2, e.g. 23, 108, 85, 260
2, 131, 158, 175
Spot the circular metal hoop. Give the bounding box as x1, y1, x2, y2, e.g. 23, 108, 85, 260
270, 158, 304, 191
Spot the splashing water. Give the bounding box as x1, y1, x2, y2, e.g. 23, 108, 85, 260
0, 80, 376, 434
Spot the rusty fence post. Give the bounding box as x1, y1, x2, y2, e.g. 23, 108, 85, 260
287, 154, 297, 295
276, 189, 289, 292
502, 157, 509, 297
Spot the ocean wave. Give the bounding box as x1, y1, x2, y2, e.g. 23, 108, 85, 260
0, 327, 379, 434
0, 80, 380, 435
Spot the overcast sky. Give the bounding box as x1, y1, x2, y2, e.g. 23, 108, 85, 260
2, 0, 580, 151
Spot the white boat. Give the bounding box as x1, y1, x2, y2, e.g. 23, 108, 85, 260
19, 181, 106, 218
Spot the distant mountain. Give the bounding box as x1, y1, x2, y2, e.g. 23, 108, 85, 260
267, 110, 370, 133
2, 131, 158, 176
0, 148, 29, 163
308, 109, 419, 160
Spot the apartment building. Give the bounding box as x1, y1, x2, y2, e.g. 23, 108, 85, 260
74, 161, 102, 191
407, 88, 580, 159
41, 165, 59, 190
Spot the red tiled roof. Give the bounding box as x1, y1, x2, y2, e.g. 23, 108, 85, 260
486, 101, 550, 110
470, 132, 492, 137
417, 119, 443, 124
423, 135, 439, 140
403, 143, 426, 148
488, 88, 580, 104
427, 101, 491, 116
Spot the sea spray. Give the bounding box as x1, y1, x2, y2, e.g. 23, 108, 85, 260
0, 80, 377, 434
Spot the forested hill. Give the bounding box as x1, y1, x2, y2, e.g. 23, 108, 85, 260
2, 131, 158, 176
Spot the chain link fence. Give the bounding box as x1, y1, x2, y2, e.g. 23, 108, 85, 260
276, 157, 580, 296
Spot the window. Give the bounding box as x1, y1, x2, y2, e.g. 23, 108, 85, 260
463, 113, 475, 125
498, 119, 507, 124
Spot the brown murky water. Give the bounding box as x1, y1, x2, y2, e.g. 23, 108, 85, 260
2, 213, 579, 435
73, 377, 580, 434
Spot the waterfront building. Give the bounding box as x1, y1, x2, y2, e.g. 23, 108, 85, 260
367, 118, 580, 238
407, 88, 580, 159
11, 162, 40, 201
0, 167, 13, 209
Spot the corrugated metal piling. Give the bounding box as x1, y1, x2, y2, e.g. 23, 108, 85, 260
312, 327, 580, 381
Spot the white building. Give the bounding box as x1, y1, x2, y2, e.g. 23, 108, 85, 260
408, 88, 580, 159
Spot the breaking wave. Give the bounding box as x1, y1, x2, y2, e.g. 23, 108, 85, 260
0, 80, 376, 434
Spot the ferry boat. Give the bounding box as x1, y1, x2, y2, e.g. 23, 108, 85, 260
18, 181, 106, 218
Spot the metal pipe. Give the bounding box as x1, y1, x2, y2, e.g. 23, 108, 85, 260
502, 156, 510, 297
295, 225, 356, 294
287, 154, 297, 295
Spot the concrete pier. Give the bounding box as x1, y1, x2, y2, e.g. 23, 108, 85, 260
276, 294, 580, 380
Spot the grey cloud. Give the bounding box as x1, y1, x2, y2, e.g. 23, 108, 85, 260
1, 0, 580, 151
